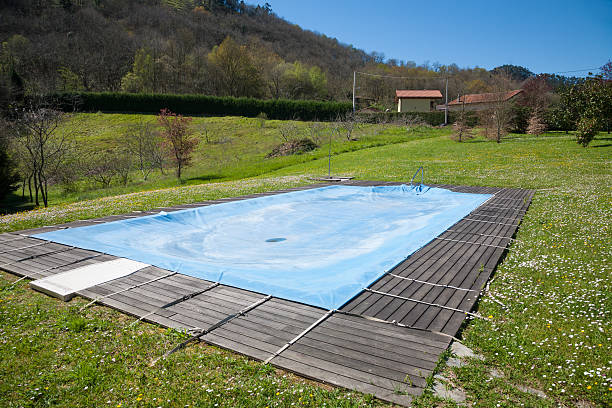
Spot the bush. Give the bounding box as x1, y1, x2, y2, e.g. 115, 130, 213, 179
53, 92, 351, 122
575, 117, 598, 147
266, 138, 318, 158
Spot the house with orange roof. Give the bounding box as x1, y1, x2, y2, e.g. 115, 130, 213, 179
441, 89, 523, 112
395, 90, 443, 112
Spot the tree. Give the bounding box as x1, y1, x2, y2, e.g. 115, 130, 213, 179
559, 71, 612, 143
575, 117, 598, 147
482, 74, 516, 142
526, 110, 547, 136
451, 110, 474, 142
157, 108, 198, 179
520, 74, 552, 111
490, 64, 534, 82
121, 48, 155, 93
8, 105, 75, 207
207, 36, 262, 97
337, 113, 360, 141
125, 121, 163, 180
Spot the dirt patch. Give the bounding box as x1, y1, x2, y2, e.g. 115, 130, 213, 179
266, 138, 318, 158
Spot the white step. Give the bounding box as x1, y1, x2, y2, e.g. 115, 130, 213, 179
30, 258, 150, 301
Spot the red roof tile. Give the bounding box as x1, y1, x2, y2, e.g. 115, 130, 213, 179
395, 90, 443, 99
448, 89, 523, 105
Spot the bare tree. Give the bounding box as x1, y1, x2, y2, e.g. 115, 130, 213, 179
125, 121, 163, 180
483, 74, 516, 143
337, 113, 361, 141
277, 123, 298, 143
451, 111, 474, 142
306, 122, 325, 145
84, 149, 118, 188
8, 105, 75, 207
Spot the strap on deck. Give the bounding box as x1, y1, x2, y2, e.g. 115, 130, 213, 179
80, 271, 177, 311
157, 295, 273, 363
363, 288, 486, 319
264, 309, 335, 364
128, 282, 221, 327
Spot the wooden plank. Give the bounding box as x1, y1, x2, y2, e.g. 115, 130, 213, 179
273, 351, 421, 397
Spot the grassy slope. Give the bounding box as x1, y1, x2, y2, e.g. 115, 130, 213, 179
18, 112, 441, 207
1, 127, 610, 407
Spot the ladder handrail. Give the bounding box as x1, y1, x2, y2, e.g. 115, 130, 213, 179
410, 166, 424, 186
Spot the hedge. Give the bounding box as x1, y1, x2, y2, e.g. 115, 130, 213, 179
53, 92, 352, 121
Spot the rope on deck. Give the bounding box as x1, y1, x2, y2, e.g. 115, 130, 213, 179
0, 235, 30, 244
0, 241, 51, 254
363, 288, 486, 320
434, 237, 509, 250
128, 282, 221, 328
156, 294, 273, 364
462, 218, 519, 227
446, 230, 516, 241
468, 213, 523, 221
387, 273, 477, 292
264, 309, 335, 365
80, 270, 177, 311
335, 310, 461, 342
0, 245, 79, 268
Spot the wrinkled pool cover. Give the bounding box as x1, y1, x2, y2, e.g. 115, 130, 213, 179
35, 185, 491, 309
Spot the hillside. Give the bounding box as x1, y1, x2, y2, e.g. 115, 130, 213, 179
0, 0, 371, 99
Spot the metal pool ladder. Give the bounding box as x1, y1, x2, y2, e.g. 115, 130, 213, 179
410, 166, 424, 187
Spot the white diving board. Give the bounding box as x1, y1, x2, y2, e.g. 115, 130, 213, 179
30, 258, 150, 301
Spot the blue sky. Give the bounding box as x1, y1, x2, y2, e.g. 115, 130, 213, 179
252, 0, 612, 75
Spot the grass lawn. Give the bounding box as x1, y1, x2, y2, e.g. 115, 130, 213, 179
0, 121, 610, 407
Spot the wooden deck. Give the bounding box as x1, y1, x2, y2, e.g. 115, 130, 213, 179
0, 181, 534, 406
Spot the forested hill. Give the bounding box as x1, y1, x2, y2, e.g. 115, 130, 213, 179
0, 0, 372, 100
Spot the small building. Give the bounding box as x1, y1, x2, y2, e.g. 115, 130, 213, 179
395, 90, 443, 112
442, 89, 523, 112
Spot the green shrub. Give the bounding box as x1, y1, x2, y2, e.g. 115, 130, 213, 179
575, 117, 598, 147
53, 92, 351, 121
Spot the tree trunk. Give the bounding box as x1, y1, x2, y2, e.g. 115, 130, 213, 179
33, 173, 39, 206
27, 175, 33, 202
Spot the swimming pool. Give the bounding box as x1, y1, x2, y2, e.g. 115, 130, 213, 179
34, 185, 491, 309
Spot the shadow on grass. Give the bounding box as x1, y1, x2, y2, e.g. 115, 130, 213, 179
185, 173, 225, 183
0, 192, 36, 215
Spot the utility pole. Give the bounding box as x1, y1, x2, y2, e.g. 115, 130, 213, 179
444, 77, 448, 125
352, 71, 356, 113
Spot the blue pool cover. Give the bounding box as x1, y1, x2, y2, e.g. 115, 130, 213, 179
35, 185, 491, 309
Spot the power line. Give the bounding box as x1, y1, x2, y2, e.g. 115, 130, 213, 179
355, 67, 603, 79
355, 71, 449, 80
546, 68, 601, 74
